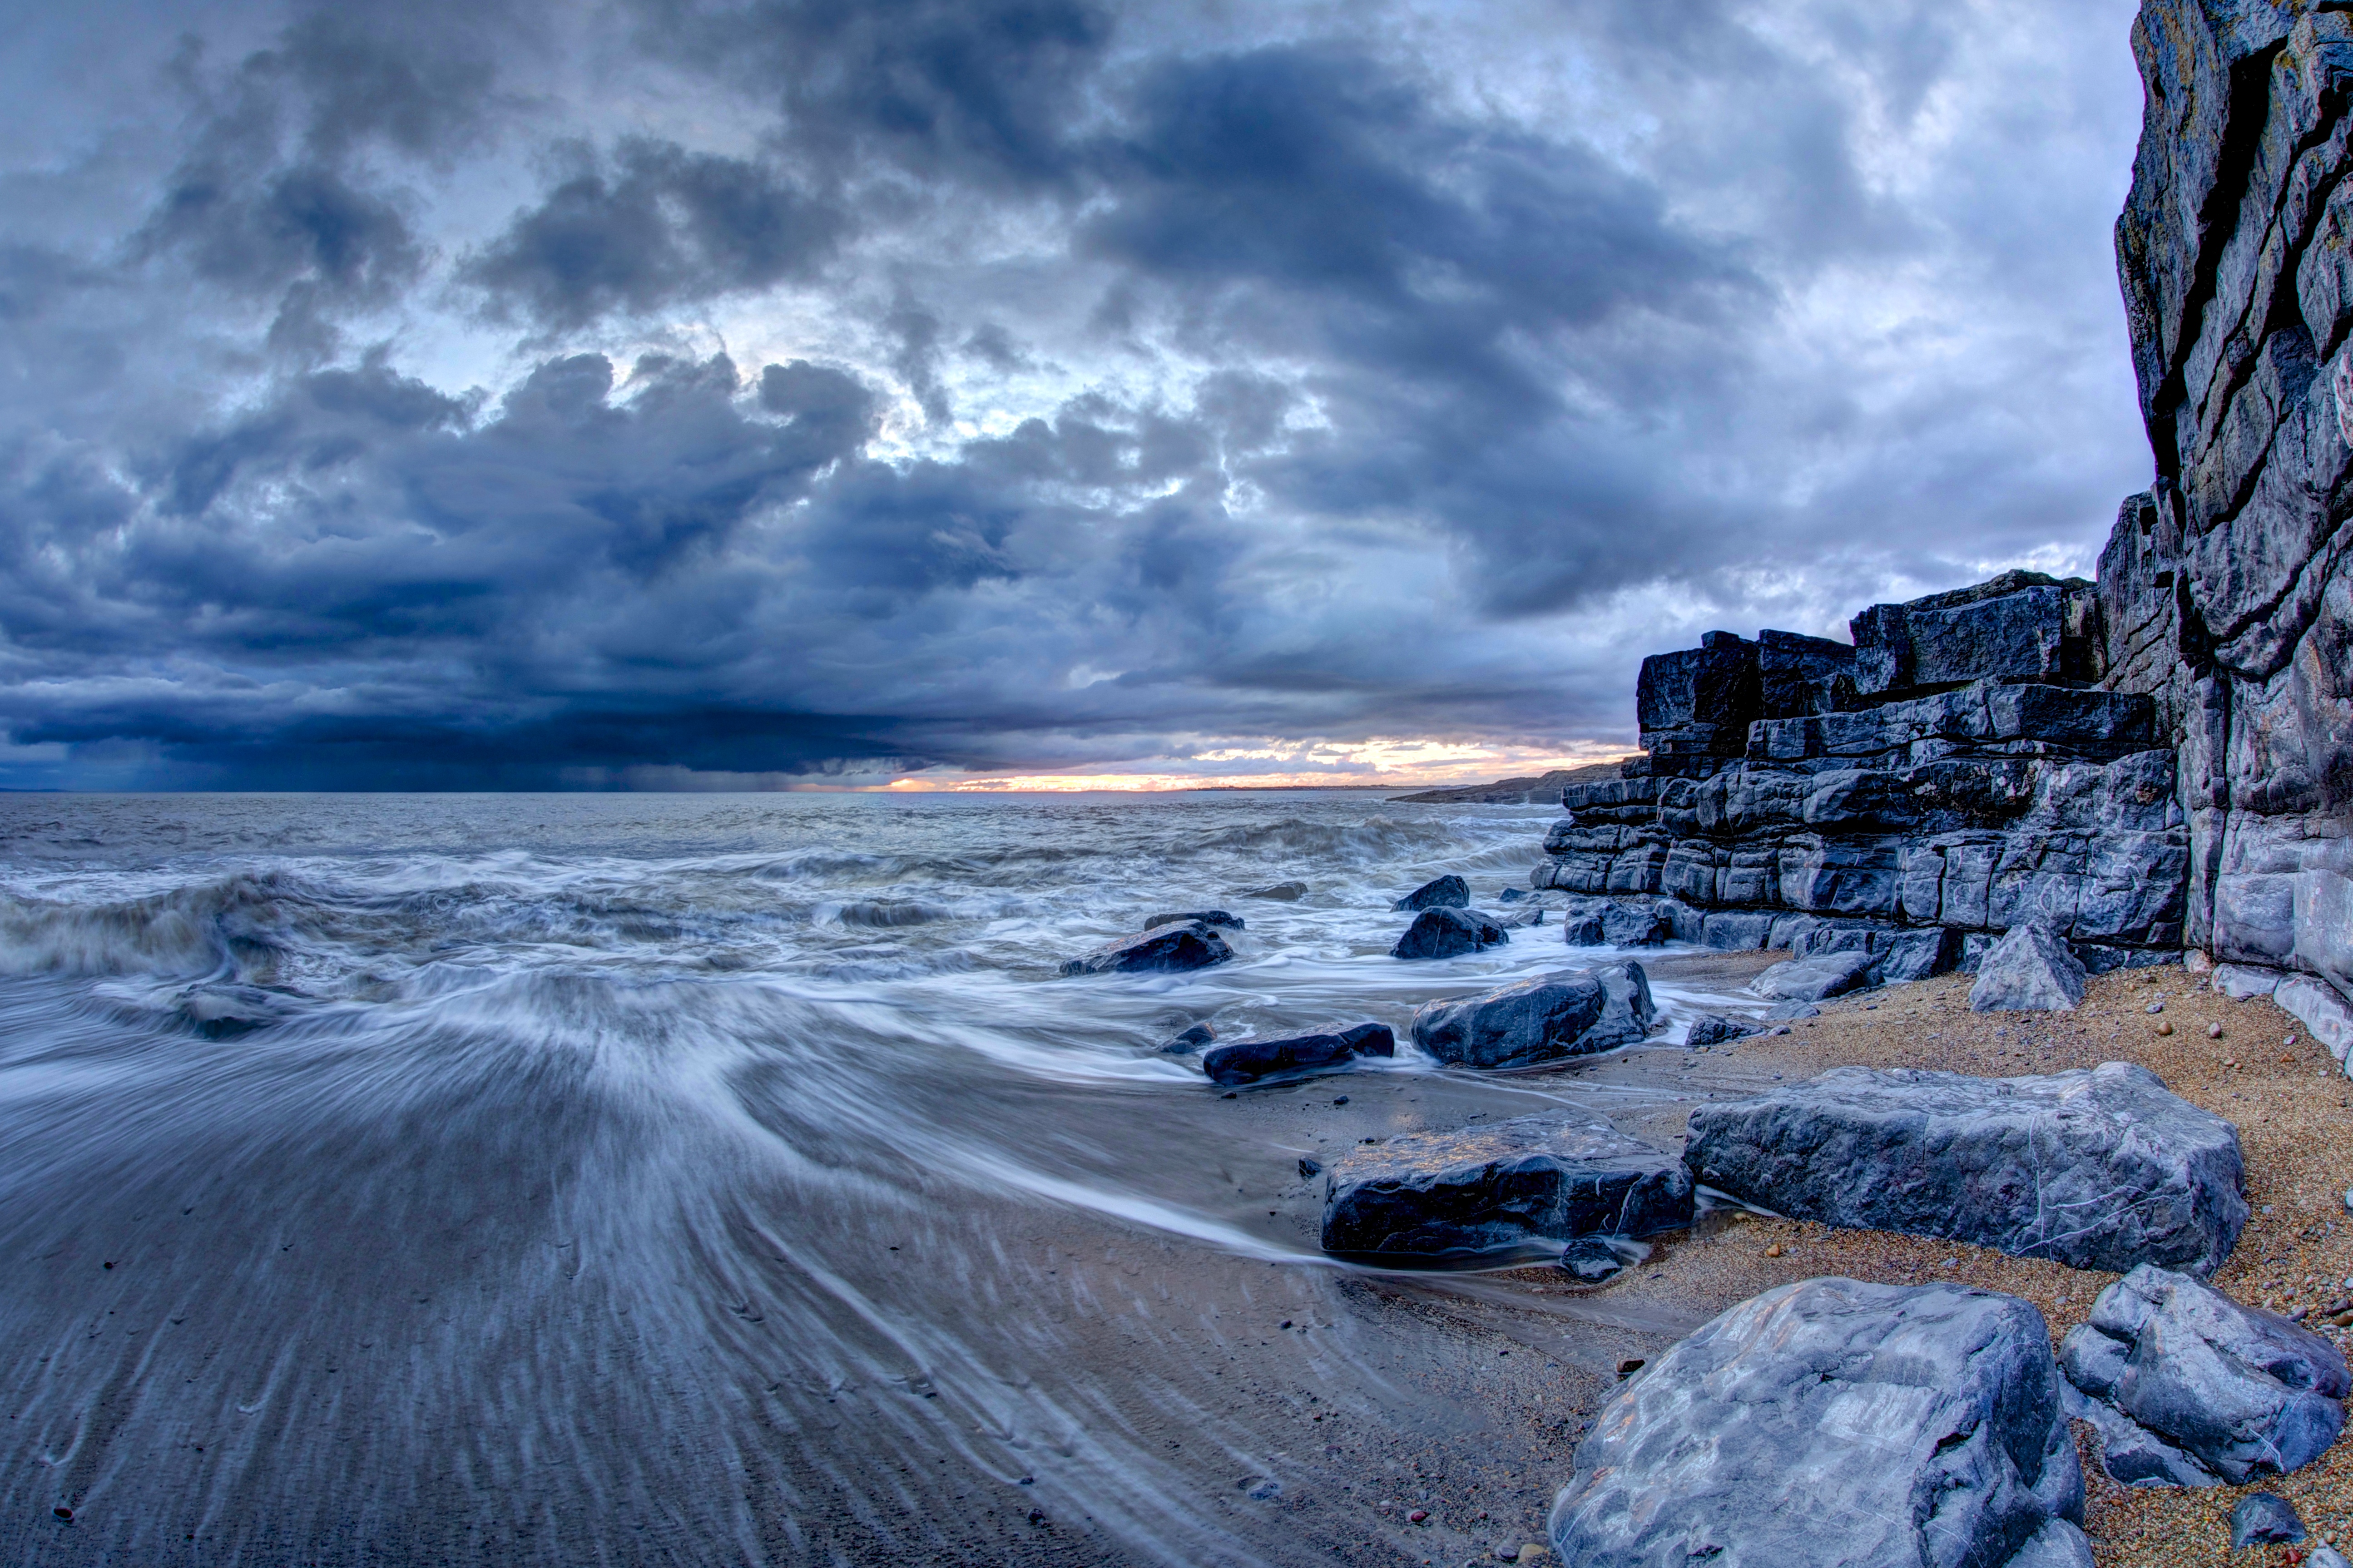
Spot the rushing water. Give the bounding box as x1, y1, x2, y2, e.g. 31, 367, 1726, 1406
0, 791, 1761, 1566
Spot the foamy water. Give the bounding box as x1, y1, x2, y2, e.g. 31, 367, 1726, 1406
0, 791, 1756, 1566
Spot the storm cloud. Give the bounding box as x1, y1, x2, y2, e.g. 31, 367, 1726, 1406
0, 0, 2149, 787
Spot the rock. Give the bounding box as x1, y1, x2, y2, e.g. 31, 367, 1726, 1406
1751, 950, 1876, 1004
1686, 1013, 1764, 1048
1160, 1023, 1216, 1053
2230, 1493, 2306, 1549
1498, 887, 1530, 903
1493, 904, 1545, 929
2214, 961, 2284, 999
2278, 974, 2353, 1065
1559, 911, 1606, 947
1061, 920, 1235, 976
1550, 1278, 2086, 1568
1557, 1236, 1633, 1283
1239, 881, 1306, 901
1202, 1023, 1395, 1087
2004, 1518, 2097, 1568
1968, 923, 2087, 1012
1320, 1113, 1692, 1260
1391, 907, 1509, 960
2313, 1546, 2353, 1568
1409, 964, 1657, 1069
1395, 875, 1470, 911
2066, 1384, 2221, 1488
2058, 1265, 2348, 1485
1764, 1000, 1819, 1021
1597, 900, 1670, 946
1145, 909, 1242, 931
1684, 1063, 2248, 1276
1297, 1156, 1321, 1178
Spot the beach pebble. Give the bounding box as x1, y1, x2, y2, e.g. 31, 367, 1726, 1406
2209, 1024, 2224, 1039
1408, 1508, 1429, 1524
1298, 1157, 1322, 1178
2229, 1492, 2305, 1548
2157, 1021, 2173, 1035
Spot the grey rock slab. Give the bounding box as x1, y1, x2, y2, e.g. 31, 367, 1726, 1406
1684, 1063, 2249, 1276
1201, 1023, 1395, 1087
2215, 961, 2285, 998
1321, 1113, 1691, 1260
1061, 920, 1235, 976
1687, 1013, 1765, 1048
1751, 950, 1877, 1004
1969, 923, 2087, 1012
1409, 963, 1657, 1070
1144, 909, 1242, 930
1550, 1277, 2084, 1568
1391, 907, 1508, 960
2059, 1264, 2348, 1484
2231, 1492, 2306, 1548
1394, 874, 1470, 911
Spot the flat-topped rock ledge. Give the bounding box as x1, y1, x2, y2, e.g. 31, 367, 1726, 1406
1201, 1023, 1394, 1086
1409, 962, 1656, 1069
2060, 1264, 2349, 1487
1551, 1277, 2087, 1568
1684, 1063, 2248, 1276
1390, 906, 1507, 960
1320, 1113, 1691, 1261
1060, 920, 1235, 976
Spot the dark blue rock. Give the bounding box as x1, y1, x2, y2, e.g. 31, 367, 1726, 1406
1160, 1023, 1215, 1054
2230, 1493, 2305, 1549
1201, 1023, 1394, 1086
1393, 875, 1469, 911
1409, 964, 1656, 1069
1686, 1013, 1763, 1048
1145, 910, 1243, 930
1390, 907, 1507, 960
1061, 921, 1234, 976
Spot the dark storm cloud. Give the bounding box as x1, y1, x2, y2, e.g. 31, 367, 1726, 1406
0, 0, 2152, 787
463, 141, 846, 329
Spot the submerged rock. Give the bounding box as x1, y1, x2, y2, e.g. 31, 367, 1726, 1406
1145, 909, 1243, 931
1409, 963, 1656, 1069
1201, 1023, 1395, 1087
1394, 874, 1470, 912
1493, 903, 1545, 929
1238, 880, 1307, 901
1159, 1022, 1216, 1054
1060, 920, 1235, 976
1971, 923, 2087, 1013
1751, 950, 1875, 1004
2059, 1265, 2348, 1485
1321, 1113, 1690, 1260
1551, 1277, 2086, 1568
1684, 1063, 2247, 1276
1686, 1013, 1764, 1048
1390, 907, 1508, 960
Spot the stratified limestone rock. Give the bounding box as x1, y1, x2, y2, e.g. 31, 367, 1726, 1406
2060, 1264, 2349, 1485
1060, 920, 1234, 976
1684, 1063, 2249, 1276
1549, 1278, 2086, 1568
1320, 1113, 1691, 1260
1390, 906, 1507, 960
1970, 923, 2089, 1012
1409, 963, 1656, 1069
1393, 874, 1469, 912
1201, 1022, 1394, 1086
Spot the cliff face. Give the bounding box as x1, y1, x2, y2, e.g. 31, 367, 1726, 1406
2104, 0, 2353, 1003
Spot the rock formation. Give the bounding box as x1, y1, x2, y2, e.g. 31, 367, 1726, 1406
1408, 963, 1657, 1068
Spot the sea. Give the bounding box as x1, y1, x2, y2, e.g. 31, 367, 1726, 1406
0, 791, 1759, 1566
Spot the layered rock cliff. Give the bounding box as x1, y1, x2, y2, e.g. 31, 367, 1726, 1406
1533, 0, 2353, 1043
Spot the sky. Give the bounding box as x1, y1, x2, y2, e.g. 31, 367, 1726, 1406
0, 0, 2152, 791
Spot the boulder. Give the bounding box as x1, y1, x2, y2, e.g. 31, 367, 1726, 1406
1239, 881, 1306, 900
1145, 909, 1242, 931
1390, 907, 1508, 960
2231, 1494, 2306, 1549
1599, 900, 1671, 946
2064, 1387, 2220, 1489
1497, 887, 1531, 903
1687, 1013, 1764, 1048
1970, 923, 2086, 1012
2058, 1265, 2348, 1485
1550, 1277, 2086, 1568
1493, 903, 1545, 929
1394, 874, 1470, 911
1159, 1022, 1215, 1054
1061, 920, 1235, 976
1684, 1063, 2248, 1276
1321, 1113, 1691, 1260
1560, 910, 1606, 947
1409, 964, 1657, 1069
1751, 950, 1876, 1004
1202, 1023, 1395, 1086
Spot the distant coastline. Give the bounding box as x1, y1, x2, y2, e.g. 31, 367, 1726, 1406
1388, 760, 1630, 804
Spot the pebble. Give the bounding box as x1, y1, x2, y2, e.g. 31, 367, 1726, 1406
52, 1507, 71, 1522
2146, 1001, 2164, 1014
1764, 1243, 1783, 1258
1298, 1157, 1322, 1178
1408, 1508, 1429, 1524
1615, 1358, 1645, 1379
2209, 1023, 2225, 1039
2230, 1492, 2305, 1549
1332, 1095, 1348, 1106
1516, 1548, 1547, 1565
2156, 1021, 2173, 1035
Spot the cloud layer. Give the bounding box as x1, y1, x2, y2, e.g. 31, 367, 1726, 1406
0, 0, 2149, 787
